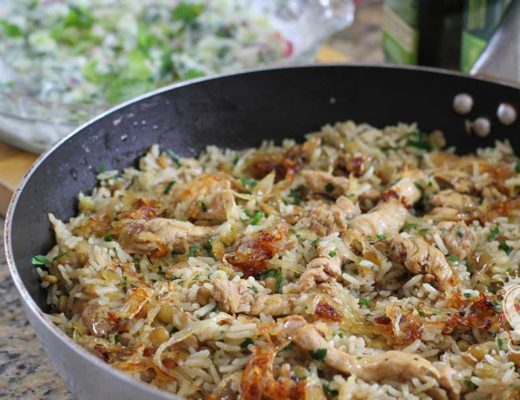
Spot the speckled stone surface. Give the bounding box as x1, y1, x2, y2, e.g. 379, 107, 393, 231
0, 2, 383, 398
1, 217, 72, 399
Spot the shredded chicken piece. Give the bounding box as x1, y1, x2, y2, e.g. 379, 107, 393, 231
304, 196, 361, 236
212, 279, 294, 316
280, 316, 459, 399
119, 218, 218, 255
388, 235, 456, 290
349, 200, 409, 237
301, 170, 350, 198
428, 207, 464, 221
169, 173, 235, 223
387, 169, 425, 205
299, 239, 347, 290
437, 221, 477, 260
433, 170, 474, 193
431, 190, 477, 211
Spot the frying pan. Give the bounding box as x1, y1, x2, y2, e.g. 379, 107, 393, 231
4, 65, 520, 400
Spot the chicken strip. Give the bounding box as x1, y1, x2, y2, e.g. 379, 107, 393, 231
433, 170, 474, 193
349, 200, 409, 238
431, 190, 477, 211
299, 238, 347, 290
435, 221, 477, 260
212, 279, 294, 316
301, 170, 350, 198
388, 235, 456, 290
280, 316, 459, 399
386, 169, 425, 206
119, 218, 219, 255
304, 196, 361, 236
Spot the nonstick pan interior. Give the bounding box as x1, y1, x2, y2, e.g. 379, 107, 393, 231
7, 65, 520, 310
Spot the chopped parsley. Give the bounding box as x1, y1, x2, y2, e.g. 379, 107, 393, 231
250, 210, 265, 226
376, 233, 386, 240
240, 178, 257, 190
414, 182, 422, 190
487, 226, 499, 241
114, 334, 121, 344
198, 200, 208, 212
98, 162, 106, 173
464, 379, 478, 390
248, 286, 258, 293
165, 149, 181, 167
328, 251, 337, 258
31, 255, 51, 267
515, 159, 520, 174
497, 337, 504, 350
104, 235, 114, 242
406, 130, 433, 151
499, 241, 512, 255
275, 272, 283, 293
309, 348, 327, 361
52, 252, 67, 262
447, 255, 459, 264
359, 297, 371, 307
188, 245, 201, 257
288, 186, 305, 205
163, 180, 176, 194
240, 337, 255, 349
259, 269, 279, 279
323, 384, 339, 398
325, 183, 335, 193
311, 238, 320, 247
463, 292, 471, 298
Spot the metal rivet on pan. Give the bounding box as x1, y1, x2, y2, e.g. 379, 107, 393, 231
497, 103, 517, 125
473, 117, 491, 137
453, 93, 473, 115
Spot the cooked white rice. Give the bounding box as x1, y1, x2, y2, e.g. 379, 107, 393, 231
37, 121, 520, 399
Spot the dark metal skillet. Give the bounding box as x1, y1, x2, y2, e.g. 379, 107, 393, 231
4, 64, 520, 400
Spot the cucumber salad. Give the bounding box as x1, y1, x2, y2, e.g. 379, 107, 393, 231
0, 0, 292, 106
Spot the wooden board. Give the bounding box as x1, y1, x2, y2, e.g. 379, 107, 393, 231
0, 45, 348, 216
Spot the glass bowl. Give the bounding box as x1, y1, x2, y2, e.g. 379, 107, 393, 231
0, 0, 354, 153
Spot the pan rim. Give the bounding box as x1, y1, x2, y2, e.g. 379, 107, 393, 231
4, 63, 520, 398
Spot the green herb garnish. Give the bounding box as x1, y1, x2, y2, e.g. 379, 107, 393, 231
497, 337, 504, 350
248, 286, 258, 293
163, 180, 176, 194
515, 160, 520, 174
250, 210, 265, 226
32, 255, 51, 267
359, 297, 371, 307
188, 245, 201, 257
240, 178, 257, 190
240, 338, 254, 349
275, 272, 283, 293
199, 200, 208, 212
464, 379, 478, 390
328, 251, 337, 258
165, 149, 181, 167
323, 384, 339, 398
104, 235, 114, 242
487, 226, 499, 241
260, 269, 279, 279
447, 255, 459, 264
499, 241, 512, 255
309, 348, 327, 361
406, 130, 433, 150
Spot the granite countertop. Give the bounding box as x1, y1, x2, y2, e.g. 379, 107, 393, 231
0, 217, 71, 399
0, 2, 383, 398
